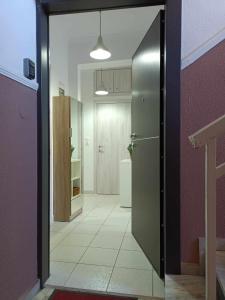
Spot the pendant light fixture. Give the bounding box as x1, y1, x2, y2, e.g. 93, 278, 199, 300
95, 69, 109, 95
90, 11, 111, 60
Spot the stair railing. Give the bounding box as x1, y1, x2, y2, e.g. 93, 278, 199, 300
189, 114, 225, 300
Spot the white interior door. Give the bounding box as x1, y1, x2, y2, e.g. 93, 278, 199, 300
96, 102, 131, 194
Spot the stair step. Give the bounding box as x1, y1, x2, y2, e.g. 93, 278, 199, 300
217, 251, 225, 298
199, 237, 225, 275
165, 275, 205, 299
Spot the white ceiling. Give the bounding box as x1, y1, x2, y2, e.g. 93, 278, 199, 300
50, 6, 164, 64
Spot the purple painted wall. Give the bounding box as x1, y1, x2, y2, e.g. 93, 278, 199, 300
0, 75, 38, 299
181, 39, 225, 263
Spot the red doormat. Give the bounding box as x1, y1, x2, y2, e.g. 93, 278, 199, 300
50, 290, 137, 300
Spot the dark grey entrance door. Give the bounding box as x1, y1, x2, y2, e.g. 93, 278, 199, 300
131, 10, 164, 278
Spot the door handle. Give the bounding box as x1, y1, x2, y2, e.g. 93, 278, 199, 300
130, 133, 137, 139
98, 145, 104, 153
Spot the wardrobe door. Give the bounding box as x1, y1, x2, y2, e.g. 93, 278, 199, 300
53, 96, 71, 221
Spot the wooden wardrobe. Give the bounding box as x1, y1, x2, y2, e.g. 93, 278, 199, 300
53, 96, 82, 222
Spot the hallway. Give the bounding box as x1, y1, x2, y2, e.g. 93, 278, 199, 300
48, 195, 164, 298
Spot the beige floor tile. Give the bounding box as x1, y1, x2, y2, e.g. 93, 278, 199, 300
108, 267, 153, 297
49, 195, 163, 298
50, 232, 67, 251
70, 214, 86, 223
65, 264, 113, 291
46, 261, 76, 286
121, 236, 141, 251
51, 245, 87, 263
153, 270, 165, 298
50, 222, 69, 232
116, 250, 152, 270
60, 233, 95, 247
90, 233, 124, 249
88, 208, 112, 218
126, 222, 132, 233
99, 225, 127, 234
80, 247, 118, 267
72, 224, 101, 235
104, 216, 130, 227
82, 216, 107, 225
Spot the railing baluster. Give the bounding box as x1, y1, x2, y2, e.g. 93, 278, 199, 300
205, 138, 217, 300
189, 115, 225, 299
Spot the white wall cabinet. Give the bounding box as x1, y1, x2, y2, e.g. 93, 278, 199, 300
113, 69, 131, 93
96, 69, 114, 93
95, 68, 131, 95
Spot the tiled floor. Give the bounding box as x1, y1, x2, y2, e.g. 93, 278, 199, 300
47, 194, 165, 298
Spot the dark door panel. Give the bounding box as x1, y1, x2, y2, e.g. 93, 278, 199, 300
132, 138, 161, 274
132, 12, 162, 139
131, 10, 164, 278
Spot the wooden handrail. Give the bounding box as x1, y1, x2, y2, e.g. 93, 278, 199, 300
189, 113, 225, 300
189, 114, 225, 148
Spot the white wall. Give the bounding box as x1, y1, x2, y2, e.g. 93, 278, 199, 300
49, 28, 70, 99
49, 21, 71, 222
80, 70, 95, 192
0, 0, 37, 88
181, 0, 225, 69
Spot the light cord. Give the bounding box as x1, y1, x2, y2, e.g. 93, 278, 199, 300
100, 11, 101, 36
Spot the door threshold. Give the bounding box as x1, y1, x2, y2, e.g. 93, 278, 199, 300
45, 283, 163, 300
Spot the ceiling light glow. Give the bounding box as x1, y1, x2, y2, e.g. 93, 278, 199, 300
90, 11, 111, 60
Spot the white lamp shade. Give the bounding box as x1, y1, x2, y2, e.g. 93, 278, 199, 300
90, 36, 111, 60
95, 90, 109, 96
95, 80, 109, 96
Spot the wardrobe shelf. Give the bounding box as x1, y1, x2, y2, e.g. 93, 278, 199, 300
71, 176, 80, 181
71, 194, 81, 200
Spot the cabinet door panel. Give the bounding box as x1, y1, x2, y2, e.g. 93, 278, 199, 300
113, 69, 131, 93
95, 70, 113, 94
102, 70, 114, 93
53, 96, 71, 222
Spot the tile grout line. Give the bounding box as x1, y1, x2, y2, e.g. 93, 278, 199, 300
77, 196, 122, 293
74, 202, 119, 273
49, 259, 153, 272
105, 215, 130, 292
50, 196, 139, 294
50, 197, 103, 288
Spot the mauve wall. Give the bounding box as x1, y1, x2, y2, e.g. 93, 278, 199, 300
0, 74, 37, 299
181, 39, 225, 263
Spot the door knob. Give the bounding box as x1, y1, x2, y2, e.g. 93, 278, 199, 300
98, 145, 104, 153
130, 133, 137, 139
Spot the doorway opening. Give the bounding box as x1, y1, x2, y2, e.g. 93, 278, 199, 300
47, 6, 164, 298
37, 0, 181, 297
